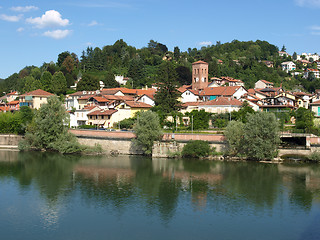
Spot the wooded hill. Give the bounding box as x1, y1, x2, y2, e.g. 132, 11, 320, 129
0, 39, 316, 96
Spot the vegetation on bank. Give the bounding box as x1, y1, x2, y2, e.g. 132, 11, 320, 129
225, 112, 280, 160
181, 140, 218, 158
133, 110, 163, 155
18, 96, 101, 154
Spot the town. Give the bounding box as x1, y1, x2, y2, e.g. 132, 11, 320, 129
1, 50, 320, 130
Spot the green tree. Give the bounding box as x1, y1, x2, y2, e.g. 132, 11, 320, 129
233, 101, 255, 123
57, 51, 71, 67
292, 52, 297, 61
40, 71, 52, 92
174, 46, 180, 61
242, 112, 280, 160
133, 111, 163, 155
20, 96, 81, 153
104, 72, 120, 88
186, 110, 211, 130
76, 74, 100, 91
225, 120, 245, 156
295, 108, 314, 133
154, 62, 181, 113
51, 71, 67, 95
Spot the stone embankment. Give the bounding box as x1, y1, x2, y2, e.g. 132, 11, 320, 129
0, 134, 22, 150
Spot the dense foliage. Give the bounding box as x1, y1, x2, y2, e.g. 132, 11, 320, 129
181, 140, 213, 158
19, 96, 82, 153
133, 111, 163, 155
0, 106, 33, 134
0, 39, 309, 97
225, 112, 280, 160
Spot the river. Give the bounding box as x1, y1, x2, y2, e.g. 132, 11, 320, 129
0, 150, 320, 240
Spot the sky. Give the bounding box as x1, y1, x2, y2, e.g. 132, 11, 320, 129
1, 0, 320, 79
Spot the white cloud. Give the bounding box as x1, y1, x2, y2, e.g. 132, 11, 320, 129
0, 14, 22, 22
43, 29, 72, 39
11, 6, 39, 12
295, 0, 320, 7
88, 20, 98, 26
26, 10, 69, 28
199, 41, 212, 46
310, 25, 320, 31
86, 42, 93, 46
17, 27, 24, 32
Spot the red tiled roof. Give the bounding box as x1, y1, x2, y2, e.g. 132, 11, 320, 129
78, 95, 95, 100
7, 91, 18, 96
182, 102, 201, 107
198, 97, 242, 106
311, 100, 320, 105
8, 101, 19, 105
260, 80, 274, 85
125, 101, 152, 108
88, 109, 118, 116
93, 96, 110, 103
102, 95, 134, 101
0, 106, 9, 112
199, 86, 243, 96
21, 89, 54, 97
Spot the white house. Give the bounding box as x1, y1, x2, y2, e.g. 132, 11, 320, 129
180, 89, 199, 103
281, 61, 296, 73
115, 76, 129, 85
304, 68, 320, 79
254, 80, 274, 89
136, 94, 155, 106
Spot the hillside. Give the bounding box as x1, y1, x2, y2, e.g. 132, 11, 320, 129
0, 39, 315, 96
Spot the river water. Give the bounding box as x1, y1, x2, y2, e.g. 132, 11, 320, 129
0, 150, 320, 240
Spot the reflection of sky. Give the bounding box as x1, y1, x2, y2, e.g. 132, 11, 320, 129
1, 157, 320, 239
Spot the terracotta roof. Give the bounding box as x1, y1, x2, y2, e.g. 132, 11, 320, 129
192, 60, 208, 65
0, 106, 9, 112
21, 89, 54, 97
8, 101, 19, 105
199, 86, 243, 96
100, 89, 123, 95
7, 91, 18, 96
311, 100, 320, 105
78, 95, 95, 100
103, 95, 134, 101
93, 96, 110, 103
125, 101, 152, 108
87, 109, 118, 116
260, 80, 274, 85
182, 102, 201, 107
307, 68, 319, 72
198, 97, 242, 106
135, 89, 156, 96
178, 85, 192, 93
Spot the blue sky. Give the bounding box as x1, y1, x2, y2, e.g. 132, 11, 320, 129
1, 0, 320, 79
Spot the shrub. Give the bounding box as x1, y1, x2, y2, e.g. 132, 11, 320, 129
182, 140, 212, 158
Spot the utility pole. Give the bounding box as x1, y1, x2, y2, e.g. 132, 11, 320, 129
191, 115, 193, 135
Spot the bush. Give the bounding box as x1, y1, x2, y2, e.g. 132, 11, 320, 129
181, 140, 212, 158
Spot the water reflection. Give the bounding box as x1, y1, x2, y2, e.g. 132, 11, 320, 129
1, 151, 320, 239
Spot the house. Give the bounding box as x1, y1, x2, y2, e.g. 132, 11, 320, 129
178, 85, 199, 103
304, 68, 320, 79
310, 100, 320, 117
281, 61, 296, 73
197, 97, 242, 114
297, 53, 319, 62
208, 77, 244, 87
115, 76, 129, 85
5, 91, 19, 102
293, 91, 312, 109
69, 105, 100, 128
254, 80, 274, 89
66, 90, 101, 110
19, 89, 54, 109
279, 51, 290, 57
199, 86, 247, 101
298, 59, 311, 67
136, 94, 155, 106
8, 101, 20, 111
87, 109, 118, 128
262, 61, 274, 68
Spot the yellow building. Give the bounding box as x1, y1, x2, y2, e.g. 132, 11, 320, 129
19, 89, 54, 109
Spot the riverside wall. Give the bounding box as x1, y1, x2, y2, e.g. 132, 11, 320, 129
69, 130, 320, 158
0, 134, 22, 150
